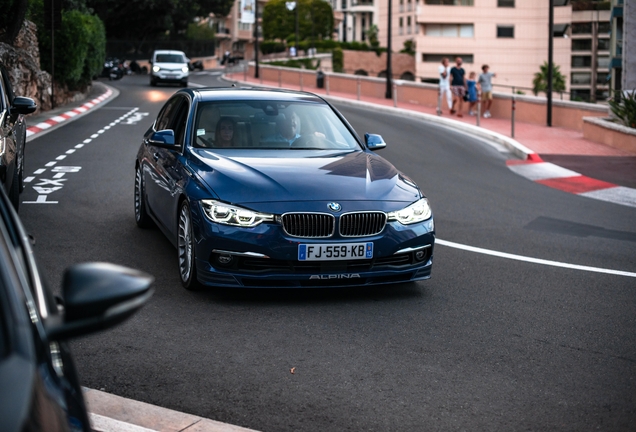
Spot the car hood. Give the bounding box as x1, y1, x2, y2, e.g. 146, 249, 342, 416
155, 62, 187, 70
189, 149, 421, 205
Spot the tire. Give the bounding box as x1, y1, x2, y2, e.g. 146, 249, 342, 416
181, 80, 188, 88
150, 78, 157, 87
178, 201, 202, 291
8, 168, 19, 211
134, 165, 153, 228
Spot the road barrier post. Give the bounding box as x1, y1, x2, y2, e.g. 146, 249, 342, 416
278, 70, 282, 88
393, 83, 397, 107
326, 74, 330, 95
357, 77, 361, 100
243, 63, 247, 82
300, 71, 303, 91
511, 87, 516, 138
476, 89, 481, 127
437, 89, 442, 116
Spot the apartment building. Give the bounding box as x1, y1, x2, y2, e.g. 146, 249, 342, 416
209, 0, 266, 61
333, 0, 379, 42
378, 0, 573, 95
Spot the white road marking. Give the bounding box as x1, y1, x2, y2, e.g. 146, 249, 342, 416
66, 149, 75, 154
24, 176, 35, 183
23, 195, 58, 204
75, 144, 84, 148
34, 169, 46, 174
507, 162, 580, 181
56, 155, 66, 160
45, 162, 56, 167
436, 238, 636, 278
579, 186, 636, 208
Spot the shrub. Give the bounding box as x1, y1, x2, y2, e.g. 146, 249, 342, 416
332, 47, 343, 73
609, 91, 636, 129
260, 40, 286, 54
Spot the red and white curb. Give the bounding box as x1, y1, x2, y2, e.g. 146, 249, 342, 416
507, 154, 636, 208
26, 88, 114, 138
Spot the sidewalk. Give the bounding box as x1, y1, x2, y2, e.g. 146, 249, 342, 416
223, 70, 636, 208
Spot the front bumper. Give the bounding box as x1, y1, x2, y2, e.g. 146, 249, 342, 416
190, 201, 435, 288
151, 70, 188, 82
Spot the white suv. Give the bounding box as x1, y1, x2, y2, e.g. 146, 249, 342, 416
150, 50, 189, 87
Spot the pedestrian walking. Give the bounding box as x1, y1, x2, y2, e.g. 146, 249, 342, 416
450, 57, 467, 117
478, 64, 496, 118
466, 71, 478, 116
438, 57, 452, 114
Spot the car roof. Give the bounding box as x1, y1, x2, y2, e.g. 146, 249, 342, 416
189, 87, 328, 104
153, 50, 186, 56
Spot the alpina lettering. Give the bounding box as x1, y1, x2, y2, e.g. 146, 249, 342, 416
309, 274, 361, 280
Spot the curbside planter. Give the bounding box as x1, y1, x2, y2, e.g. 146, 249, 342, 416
582, 117, 636, 155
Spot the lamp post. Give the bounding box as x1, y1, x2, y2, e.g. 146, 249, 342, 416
385, 0, 392, 99
254, 0, 260, 78
547, 0, 553, 127
286, 1, 299, 56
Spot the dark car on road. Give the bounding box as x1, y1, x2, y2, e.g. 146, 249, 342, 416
0, 64, 37, 210
135, 88, 435, 290
0, 184, 154, 431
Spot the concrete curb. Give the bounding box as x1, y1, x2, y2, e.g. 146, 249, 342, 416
26, 82, 120, 142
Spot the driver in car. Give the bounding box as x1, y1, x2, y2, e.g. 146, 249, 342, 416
262, 111, 301, 146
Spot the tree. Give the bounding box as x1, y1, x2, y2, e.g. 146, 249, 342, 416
532, 61, 566, 96
0, 0, 29, 44
263, 0, 332, 42
86, 0, 233, 42
400, 39, 415, 56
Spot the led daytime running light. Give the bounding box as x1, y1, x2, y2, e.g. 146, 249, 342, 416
201, 200, 274, 227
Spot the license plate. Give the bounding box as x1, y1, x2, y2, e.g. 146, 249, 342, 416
298, 243, 373, 261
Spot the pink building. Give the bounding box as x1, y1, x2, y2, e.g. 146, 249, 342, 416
379, 0, 573, 93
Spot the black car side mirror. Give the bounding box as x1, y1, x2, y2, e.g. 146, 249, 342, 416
147, 129, 178, 148
11, 96, 37, 115
365, 133, 387, 151
45, 263, 153, 341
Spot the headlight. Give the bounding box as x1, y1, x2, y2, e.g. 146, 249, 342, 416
201, 200, 275, 227
181, 66, 189, 73
387, 198, 432, 225
153, 65, 161, 73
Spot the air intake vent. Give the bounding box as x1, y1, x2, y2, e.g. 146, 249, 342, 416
339, 212, 387, 237
282, 213, 335, 238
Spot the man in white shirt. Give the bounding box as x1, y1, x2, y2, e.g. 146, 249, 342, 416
438, 57, 452, 114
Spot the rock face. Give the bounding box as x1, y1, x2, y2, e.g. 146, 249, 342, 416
0, 20, 90, 113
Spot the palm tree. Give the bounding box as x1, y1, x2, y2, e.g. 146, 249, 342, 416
532, 62, 566, 96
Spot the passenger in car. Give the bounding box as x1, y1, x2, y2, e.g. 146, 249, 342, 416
215, 117, 237, 147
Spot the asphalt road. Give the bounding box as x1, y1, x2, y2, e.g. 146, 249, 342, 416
20, 72, 636, 431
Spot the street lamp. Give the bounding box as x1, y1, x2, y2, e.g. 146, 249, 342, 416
385, 0, 392, 99
547, 0, 553, 126
255, 0, 260, 78
286, 1, 299, 57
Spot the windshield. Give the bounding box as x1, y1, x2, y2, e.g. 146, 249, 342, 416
192, 101, 361, 150
155, 54, 186, 63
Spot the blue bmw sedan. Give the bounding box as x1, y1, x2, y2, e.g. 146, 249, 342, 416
135, 88, 434, 289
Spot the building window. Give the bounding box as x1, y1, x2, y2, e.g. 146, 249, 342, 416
399, 17, 404, 35
497, 25, 514, 38
571, 72, 591, 85
408, 0, 413, 11
425, 23, 473, 37
596, 73, 610, 85
571, 39, 592, 51
570, 89, 591, 102
424, 0, 473, 5
597, 38, 610, 51
597, 22, 611, 34
571, 56, 592, 67
400, 0, 404, 12
595, 89, 609, 101
553, 24, 569, 37
342, 0, 347, 9
571, 22, 592, 34
422, 53, 474, 63
596, 56, 610, 68
497, 0, 514, 6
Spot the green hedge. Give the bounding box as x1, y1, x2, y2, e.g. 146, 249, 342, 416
332, 47, 343, 73
30, 1, 106, 89
260, 40, 286, 55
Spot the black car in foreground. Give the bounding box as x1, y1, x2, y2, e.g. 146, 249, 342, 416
0, 64, 37, 210
0, 184, 154, 431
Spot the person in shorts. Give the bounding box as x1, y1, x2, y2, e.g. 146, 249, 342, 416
466, 71, 478, 116
450, 57, 467, 117
478, 64, 496, 118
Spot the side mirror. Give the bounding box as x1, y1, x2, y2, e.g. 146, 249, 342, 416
365, 133, 386, 151
11, 96, 37, 115
46, 263, 154, 341
148, 129, 176, 147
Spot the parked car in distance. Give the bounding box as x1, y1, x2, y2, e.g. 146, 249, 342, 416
134, 87, 435, 290
0, 64, 37, 211
0, 183, 154, 432
149, 50, 190, 87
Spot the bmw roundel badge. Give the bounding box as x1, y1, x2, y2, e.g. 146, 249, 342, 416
328, 202, 342, 212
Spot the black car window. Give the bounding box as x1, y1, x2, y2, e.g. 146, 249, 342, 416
192, 101, 360, 150
171, 98, 189, 146
155, 96, 182, 132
